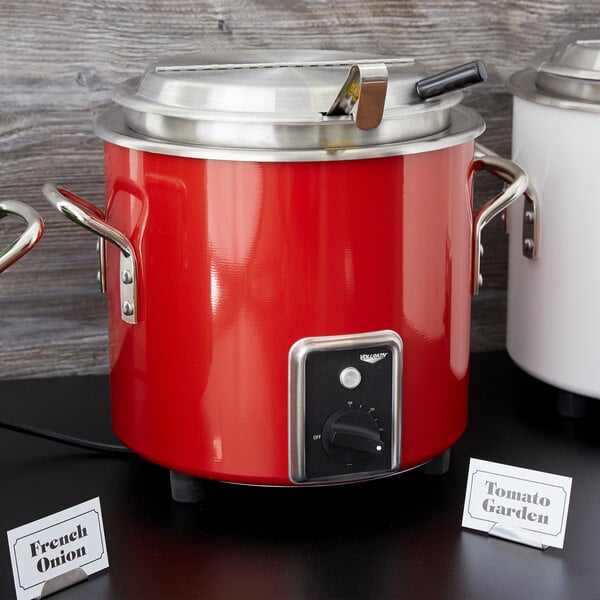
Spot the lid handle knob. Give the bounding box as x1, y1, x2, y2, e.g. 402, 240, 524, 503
327, 63, 389, 130
416, 60, 488, 99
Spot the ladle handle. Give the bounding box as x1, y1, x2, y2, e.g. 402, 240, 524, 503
416, 60, 488, 99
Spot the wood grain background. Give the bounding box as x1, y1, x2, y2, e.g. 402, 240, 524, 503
0, 1, 596, 380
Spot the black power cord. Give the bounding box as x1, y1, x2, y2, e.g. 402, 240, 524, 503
0, 418, 132, 455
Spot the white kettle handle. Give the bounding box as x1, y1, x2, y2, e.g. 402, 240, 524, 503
471, 143, 531, 296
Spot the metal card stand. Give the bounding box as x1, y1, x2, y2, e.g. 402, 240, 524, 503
488, 523, 548, 551
37, 568, 88, 599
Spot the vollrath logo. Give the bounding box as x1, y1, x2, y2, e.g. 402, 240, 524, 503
360, 352, 388, 364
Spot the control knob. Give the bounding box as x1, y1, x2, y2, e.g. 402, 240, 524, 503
321, 408, 385, 465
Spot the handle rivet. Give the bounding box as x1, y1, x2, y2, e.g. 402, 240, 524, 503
524, 211, 535, 224
478, 274, 484, 288
121, 270, 133, 284
122, 301, 134, 316
523, 239, 534, 253
479, 244, 484, 258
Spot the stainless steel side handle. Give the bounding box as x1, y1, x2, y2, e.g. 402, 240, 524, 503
474, 143, 540, 260
0, 201, 44, 274
42, 183, 139, 324
472, 143, 529, 296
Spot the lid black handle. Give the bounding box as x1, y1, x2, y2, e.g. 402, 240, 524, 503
416, 60, 488, 99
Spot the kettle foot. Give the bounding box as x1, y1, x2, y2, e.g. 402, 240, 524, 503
169, 470, 206, 503
418, 449, 451, 476
556, 390, 588, 419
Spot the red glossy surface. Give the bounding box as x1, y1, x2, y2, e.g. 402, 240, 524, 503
103, 142, 475, 484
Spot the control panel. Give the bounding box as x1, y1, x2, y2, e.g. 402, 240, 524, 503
289, 330, 402, 484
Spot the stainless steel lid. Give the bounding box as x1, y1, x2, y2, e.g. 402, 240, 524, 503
509, 29, 600, 112
96, 49, 486, 161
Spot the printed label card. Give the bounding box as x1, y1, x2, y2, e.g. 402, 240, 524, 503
462, 458, 572, 549
6, 497, 109, 599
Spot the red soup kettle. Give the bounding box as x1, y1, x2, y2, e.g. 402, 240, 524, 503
43, 50, 526, 497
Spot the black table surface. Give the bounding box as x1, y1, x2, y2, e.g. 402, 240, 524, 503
0, 351, 599, 600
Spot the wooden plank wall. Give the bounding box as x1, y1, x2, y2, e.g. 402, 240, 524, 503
0, 1, 596, 379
